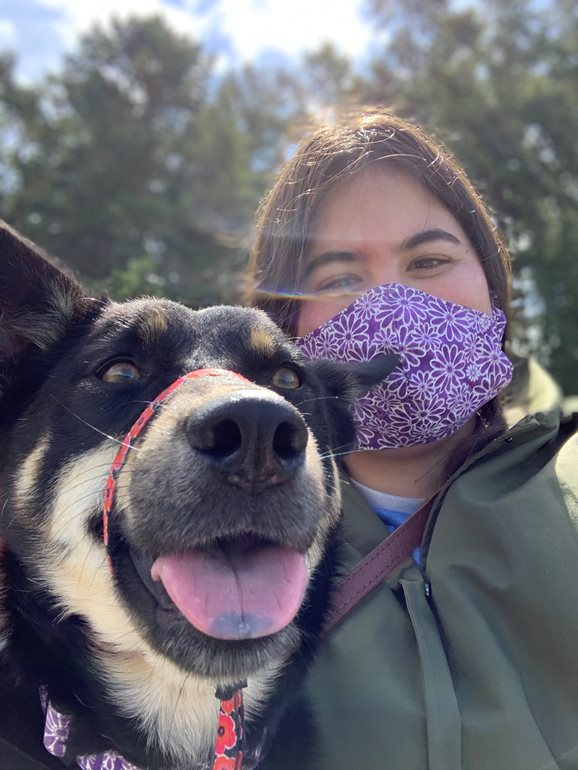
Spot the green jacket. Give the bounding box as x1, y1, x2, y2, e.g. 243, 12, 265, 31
264, 361, 578, 769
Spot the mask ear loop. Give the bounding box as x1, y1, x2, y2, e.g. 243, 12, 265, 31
101, 367, 250, 770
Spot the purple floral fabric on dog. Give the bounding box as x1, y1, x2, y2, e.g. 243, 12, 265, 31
40, 687, 142, 770
41, 691, 71, 759
297, 283, 513, 449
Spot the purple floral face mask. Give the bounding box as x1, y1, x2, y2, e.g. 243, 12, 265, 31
297, 283, 513, 449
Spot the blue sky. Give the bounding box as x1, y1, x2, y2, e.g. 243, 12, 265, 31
0, 0, 379, 82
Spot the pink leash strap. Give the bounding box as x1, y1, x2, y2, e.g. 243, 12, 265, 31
323, 497, 434, 634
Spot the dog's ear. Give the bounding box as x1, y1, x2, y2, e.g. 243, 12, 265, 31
341, 352, 400, 397
309, 352, 400, 400
303, 353, 400, 456
0, 221, 89, 359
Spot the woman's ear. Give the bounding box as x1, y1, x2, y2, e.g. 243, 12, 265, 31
0, 221, 88, 359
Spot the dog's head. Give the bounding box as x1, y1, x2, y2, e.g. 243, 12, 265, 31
0, 221, 396, 687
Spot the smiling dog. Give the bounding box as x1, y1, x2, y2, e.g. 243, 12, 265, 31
0, 222, 396, 770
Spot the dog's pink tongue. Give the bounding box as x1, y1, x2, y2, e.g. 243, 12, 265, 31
151, 543, 308, 640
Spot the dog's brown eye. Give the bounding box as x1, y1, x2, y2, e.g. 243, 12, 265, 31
272, 366, 301, 390
100, 361, 142, 383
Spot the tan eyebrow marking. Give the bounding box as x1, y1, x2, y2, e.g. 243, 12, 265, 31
138, 307, 168, 344
14, 434, 51, 516
249, 326, 276, 357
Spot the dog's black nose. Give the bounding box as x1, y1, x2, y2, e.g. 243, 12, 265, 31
186, 395, 309, 493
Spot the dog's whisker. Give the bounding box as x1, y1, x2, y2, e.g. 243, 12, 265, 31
48, 494, 134, 537
295, 395, 342, 407
315, 439, 357, 459
171, 670, 194, 735
318, 448, 356, 461
48, 396, 142, 451
0, 497, 10, 529
56, 469, 138, 498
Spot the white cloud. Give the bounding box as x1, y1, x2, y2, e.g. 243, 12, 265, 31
1, 0, 375, 83
184, 0, 373, 63
31, 0, 372, 70
37, 0, 212, 49
0, 19, 17, 46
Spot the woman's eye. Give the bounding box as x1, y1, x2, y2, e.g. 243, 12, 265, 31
99, 361, 142, 384
314, 275, 362, 294
409, 256, 451, 271
272, 366, 301, 390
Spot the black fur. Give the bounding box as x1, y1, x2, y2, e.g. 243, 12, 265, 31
0, 221, 397, 769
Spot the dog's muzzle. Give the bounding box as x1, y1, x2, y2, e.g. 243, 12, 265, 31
102, 368, 249, 551
102, 368, 310, 642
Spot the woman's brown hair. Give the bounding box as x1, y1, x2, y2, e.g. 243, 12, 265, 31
246, 109, 512, 336
245, 109, 514, 467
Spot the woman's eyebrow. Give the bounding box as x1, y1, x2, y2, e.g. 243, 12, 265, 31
302, 251, 357, 280
302, 229, 460, 280
402, 228, 461, 250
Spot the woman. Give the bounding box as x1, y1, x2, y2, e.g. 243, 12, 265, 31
246, 110, 578, 770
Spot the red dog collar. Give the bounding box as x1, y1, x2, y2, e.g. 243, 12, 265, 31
101, 367, 250, 770
102, 368, 249, 550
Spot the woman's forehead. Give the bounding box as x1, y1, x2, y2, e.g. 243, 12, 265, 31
306, 165, 468, 255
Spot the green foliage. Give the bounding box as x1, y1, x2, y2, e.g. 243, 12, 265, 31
0, 5, 576, 390
0, 15, 283, 307
360, 0, 578, 393
106, 255, 167, 300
